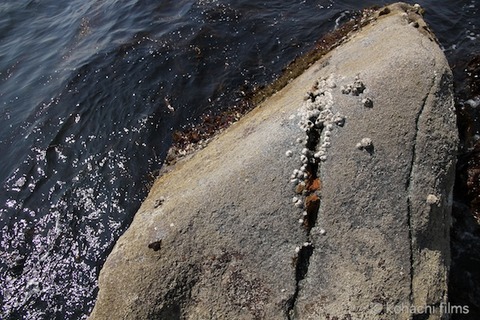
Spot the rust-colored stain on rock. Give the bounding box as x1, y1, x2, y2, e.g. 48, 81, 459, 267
306, 178, 322, 192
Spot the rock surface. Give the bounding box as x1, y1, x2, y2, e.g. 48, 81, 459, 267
90, 3, 458, 320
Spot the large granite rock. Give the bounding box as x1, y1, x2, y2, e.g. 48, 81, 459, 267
90, 3, 458, 319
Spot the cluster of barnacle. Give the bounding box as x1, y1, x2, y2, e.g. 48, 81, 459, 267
342, 75, 374, 109
295, 74, 345, 165
286, 74, 346, 233
342, 75, 375, 153
341, 76, 365, 96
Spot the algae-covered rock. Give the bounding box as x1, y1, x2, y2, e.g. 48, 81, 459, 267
90, 3, 457, 320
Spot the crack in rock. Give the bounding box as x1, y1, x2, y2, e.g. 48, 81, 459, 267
286, 74, 346, 319
405, 71, 437, 308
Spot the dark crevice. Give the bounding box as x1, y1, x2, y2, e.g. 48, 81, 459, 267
405, 74, 436, 308
294, 245, 315, 282
286, 113, 323, 320
305, 126, 321, 151
302, 129, 321, 231
286, 245, 314, 320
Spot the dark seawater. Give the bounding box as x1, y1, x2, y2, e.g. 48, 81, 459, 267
0, 0, 478, 319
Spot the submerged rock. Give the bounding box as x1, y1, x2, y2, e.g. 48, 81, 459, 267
90, 3, 457, 320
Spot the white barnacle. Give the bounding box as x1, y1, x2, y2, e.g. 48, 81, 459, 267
334, 116, 345, 126
324, 113, 333, 123
294, 199, 303, 208
426, 194, 439, 205
305, 101, 315, 111
319, 155, 327, 161
295, 246, 301, 253
292, 196, 299, 203
302, 211, 308, 216
317, 112, 327, 122
308, 109, 320, 118
360, 137, 373, 148
285, 150, 293, 157
316, 97, 324, 106
296, 171, 304, 179
326, 77, 336, 89
302, 148, 310, 155
314, 151, 325, 159
300, 154, 308, 163
303, 242, 311, 247
290, 178, 299, 184
298, 219, 304, 224
315, 118, 324, 128
362, 97, 373, 108
319, 228, 326, 235
356, 142, 363, 150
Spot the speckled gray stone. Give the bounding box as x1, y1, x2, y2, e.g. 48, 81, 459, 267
89, 3, 457, 320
